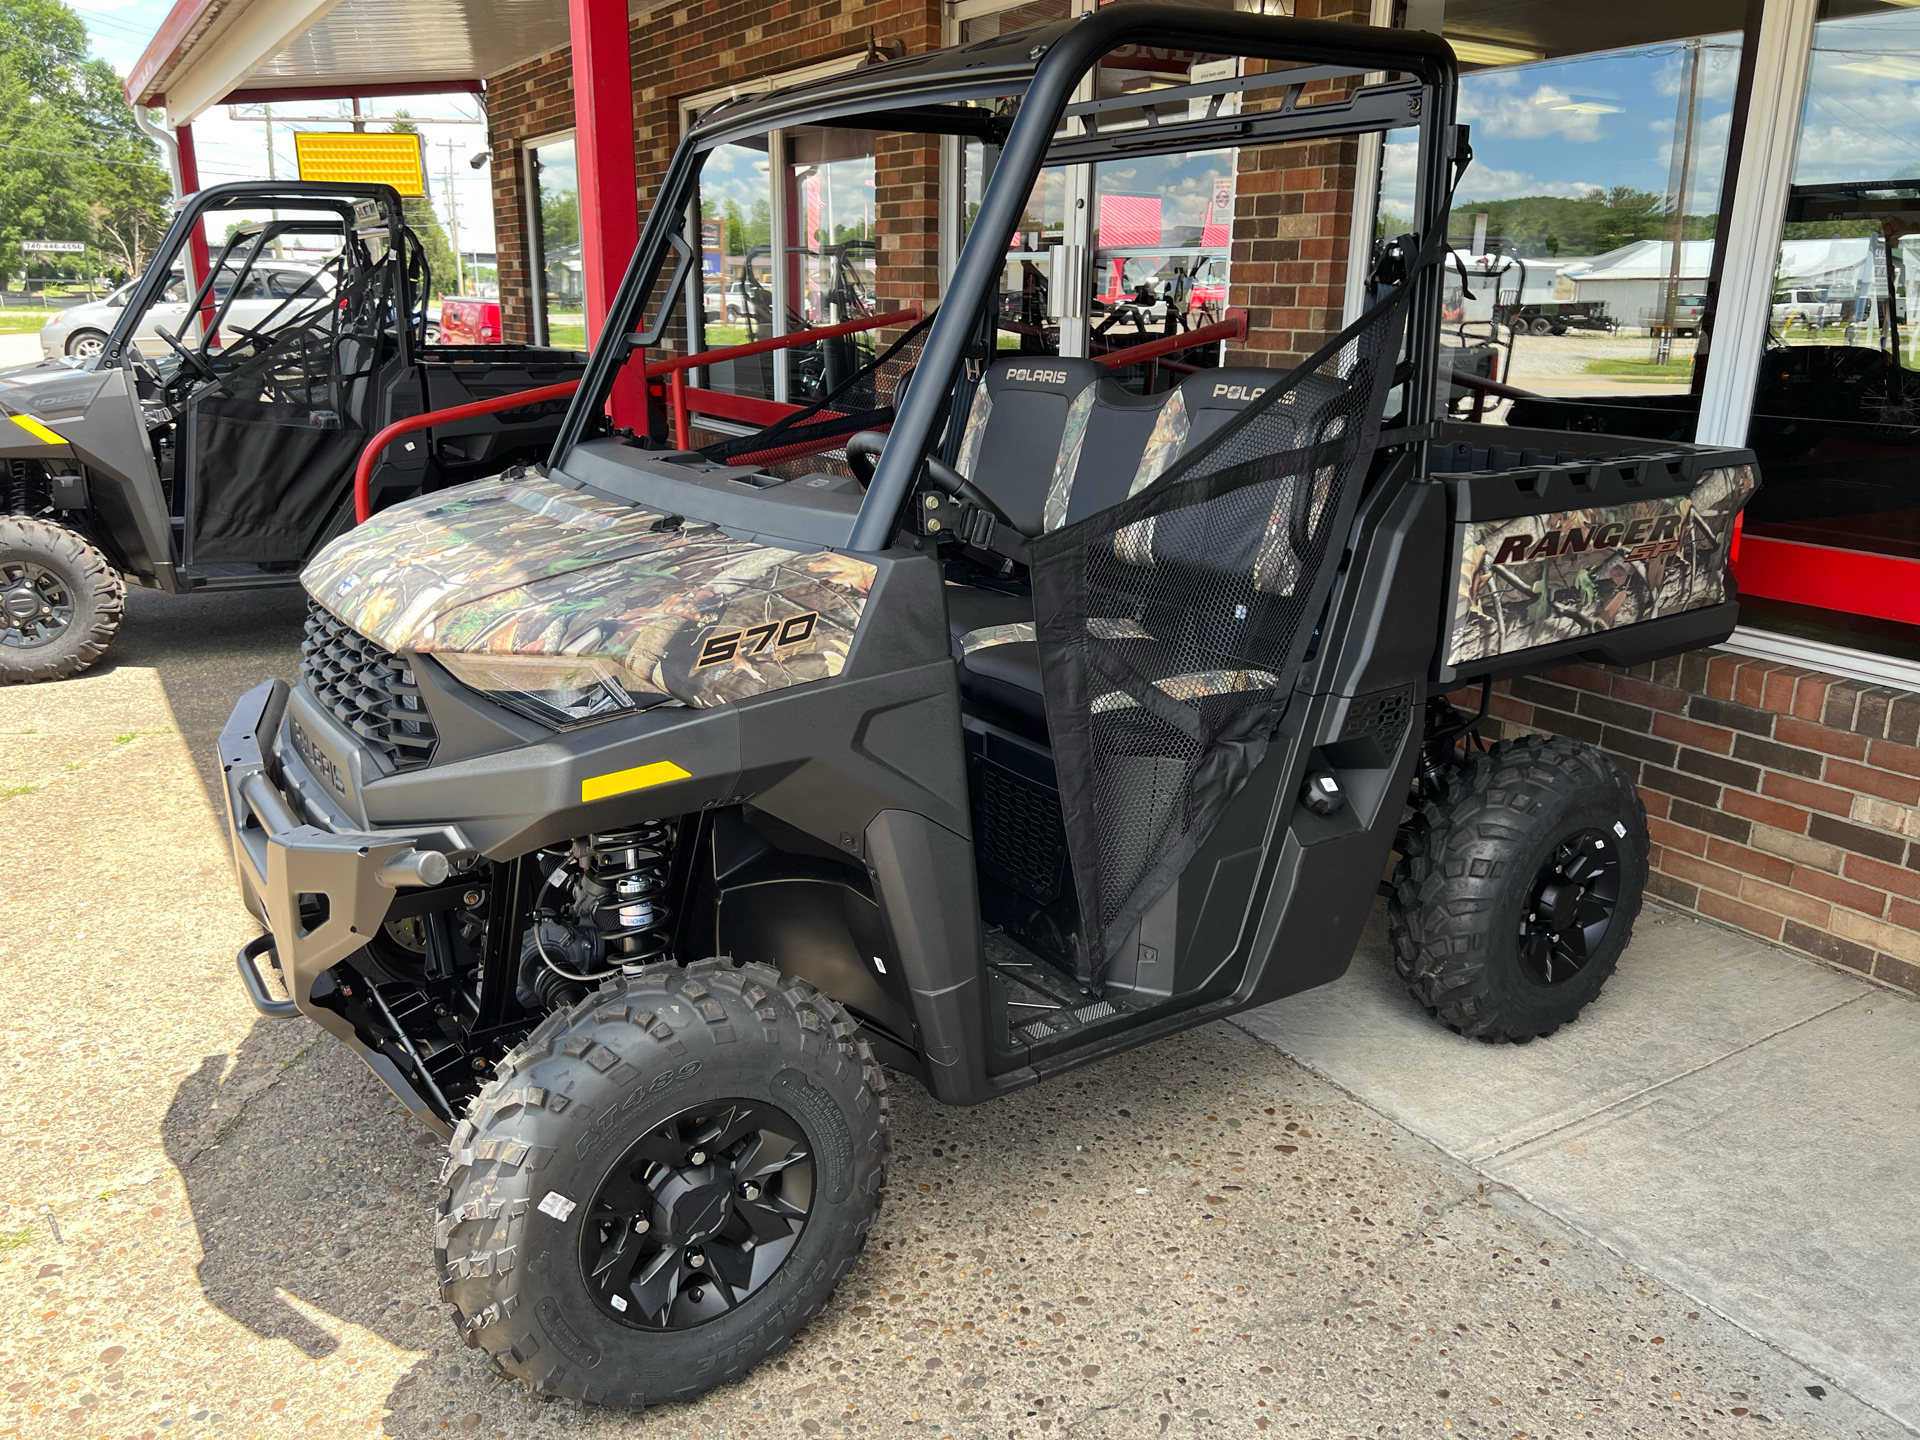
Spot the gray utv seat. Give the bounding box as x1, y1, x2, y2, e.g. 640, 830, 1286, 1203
952, 366, 1282, 727
948, 370, 1174, 723
941, 356, 1103, 663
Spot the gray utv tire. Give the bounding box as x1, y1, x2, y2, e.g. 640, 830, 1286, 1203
438, 957, 891, 1408
1389, 734, 1647, 1043
0, 517, 124, 683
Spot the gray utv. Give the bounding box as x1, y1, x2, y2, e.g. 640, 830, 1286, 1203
215, 6, 1757, 1408
0, 180, 585, 681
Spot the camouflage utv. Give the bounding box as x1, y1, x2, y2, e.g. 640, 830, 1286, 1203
215, 7, 1757, 1408
0, 181, 585, 682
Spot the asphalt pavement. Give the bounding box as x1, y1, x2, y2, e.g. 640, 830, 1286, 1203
1, 616, 1910, 1439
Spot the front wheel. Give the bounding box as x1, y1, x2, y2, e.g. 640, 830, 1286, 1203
64, 328, 108, 360
438, 958, 891, 1407
0, 517, 124, 683
1389, 734, 1647, 1042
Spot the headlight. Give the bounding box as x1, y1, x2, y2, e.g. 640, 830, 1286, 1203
435, 652, 660, 729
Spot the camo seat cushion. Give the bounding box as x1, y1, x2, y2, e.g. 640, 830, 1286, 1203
1112, 366, 1351, 595
953, 356, 1105, 536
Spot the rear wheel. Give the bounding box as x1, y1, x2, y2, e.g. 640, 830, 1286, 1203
1389, 734, 1646, 1042
0, 517, 123, 683
1529, 317, 1554, 335
438, 958, 890, 1407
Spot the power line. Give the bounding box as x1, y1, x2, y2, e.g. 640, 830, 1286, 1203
0, 138, 166, 169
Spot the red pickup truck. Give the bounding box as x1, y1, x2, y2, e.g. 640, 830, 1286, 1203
437, 295, 502, 345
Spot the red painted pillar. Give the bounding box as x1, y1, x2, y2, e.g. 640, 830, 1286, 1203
568, 0, 644, 428
175, 123, 218, 343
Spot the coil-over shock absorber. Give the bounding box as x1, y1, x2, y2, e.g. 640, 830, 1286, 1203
576, 821, 675, 965
520, 820, 677, 1011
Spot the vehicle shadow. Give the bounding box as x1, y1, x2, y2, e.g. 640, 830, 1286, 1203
101, 584, 308, 806
159, 1020, 450, 1367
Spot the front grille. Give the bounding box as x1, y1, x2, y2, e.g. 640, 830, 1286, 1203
300, 601, 438, 771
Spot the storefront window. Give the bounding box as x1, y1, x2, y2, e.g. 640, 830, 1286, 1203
957, 0, 1070, 44
1382, 34, 1743, 430
1733, 0, 1920, 656
525, 133, 580, 347
696, 139, 776, 396
961, 146, 1068, 353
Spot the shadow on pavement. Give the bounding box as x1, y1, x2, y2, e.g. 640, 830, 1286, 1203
160, 1021, 451, 1368
101, 584, 308, 805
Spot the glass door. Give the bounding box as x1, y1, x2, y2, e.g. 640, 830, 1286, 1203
1732, 0, 1920, 650
525, 132, 581, 347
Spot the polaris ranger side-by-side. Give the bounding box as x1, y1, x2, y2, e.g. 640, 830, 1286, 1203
0, 181, 587, 682
215, 9, 1757, 1407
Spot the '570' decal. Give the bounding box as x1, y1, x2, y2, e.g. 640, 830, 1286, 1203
694, 611, 820, 669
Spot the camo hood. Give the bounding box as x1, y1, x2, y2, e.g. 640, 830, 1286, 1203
302, 472, 877, 709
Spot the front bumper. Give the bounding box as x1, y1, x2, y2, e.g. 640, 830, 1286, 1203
218, 678, 474, 1131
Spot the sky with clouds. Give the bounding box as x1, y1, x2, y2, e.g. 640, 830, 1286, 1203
1384, 10, 1920, 231
64, 0, 1920, 270
68, 0, 498, 252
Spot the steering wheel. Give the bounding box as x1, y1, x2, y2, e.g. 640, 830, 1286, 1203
846, 429, 886, 487
151, 322, 218, 383
843, 429, 1015, 527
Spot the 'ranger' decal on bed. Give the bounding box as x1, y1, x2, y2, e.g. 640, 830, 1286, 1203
1447, 463, 1756, 667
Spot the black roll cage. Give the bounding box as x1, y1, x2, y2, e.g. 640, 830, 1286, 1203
551, 4, 1459, 551
102, 180, 418, 373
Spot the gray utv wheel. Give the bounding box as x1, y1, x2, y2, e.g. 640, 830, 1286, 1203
1389, 734, 1647, 1042
438, 958, 891, 1408
0, 517, 124, 683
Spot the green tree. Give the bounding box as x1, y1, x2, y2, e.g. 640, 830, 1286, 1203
388, 115, 459, 297
1446, 187, 1712, 260
0, 0, 169, 290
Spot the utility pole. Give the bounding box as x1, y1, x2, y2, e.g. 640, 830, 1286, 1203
264, 103, 281, 256
1656, 38, 1702, 367
351, 97, 365, 133
443, 138, 465, 295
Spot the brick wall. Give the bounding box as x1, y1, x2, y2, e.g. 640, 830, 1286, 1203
486, 47, 574, 345
486, 1, 945, 346
1225, 0, 1367, 371
1464, 654, 1920, 997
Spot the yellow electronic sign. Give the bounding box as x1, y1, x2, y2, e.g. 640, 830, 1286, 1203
292, 131, 427, 197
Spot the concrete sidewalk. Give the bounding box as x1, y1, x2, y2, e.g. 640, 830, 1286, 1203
1237, 902, 1920, 1433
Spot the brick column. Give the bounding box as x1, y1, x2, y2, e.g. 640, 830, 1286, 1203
1226, 0, 1369, 370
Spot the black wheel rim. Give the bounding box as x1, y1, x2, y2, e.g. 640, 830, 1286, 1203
0, 559, 74, 650
579, 1098, 813, 1331
1517, 827, 1623, 987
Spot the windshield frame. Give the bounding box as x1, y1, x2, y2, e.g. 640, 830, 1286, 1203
549, 3, 1458, 550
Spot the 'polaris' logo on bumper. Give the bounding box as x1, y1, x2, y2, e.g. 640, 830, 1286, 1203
289, 718, 347, 798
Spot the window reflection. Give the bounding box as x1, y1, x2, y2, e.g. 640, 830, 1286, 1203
528, 135, 581, 348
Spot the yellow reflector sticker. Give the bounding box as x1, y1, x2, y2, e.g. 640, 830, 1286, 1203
581, 760, 691, 803
10, 413, 65, 445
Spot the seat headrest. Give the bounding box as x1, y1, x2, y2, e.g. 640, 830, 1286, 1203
1181, 366, 1284, 412
982, 356, 1104, 398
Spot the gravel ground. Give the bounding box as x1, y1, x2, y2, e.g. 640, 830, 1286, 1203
0, 665, 1902, 1440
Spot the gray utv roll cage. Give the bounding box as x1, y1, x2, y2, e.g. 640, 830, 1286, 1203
551, 4, 1460, 543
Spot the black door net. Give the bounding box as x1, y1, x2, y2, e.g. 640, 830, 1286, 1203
185, 245, 390, 565
1027, 284, 1413, 977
